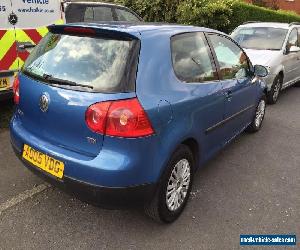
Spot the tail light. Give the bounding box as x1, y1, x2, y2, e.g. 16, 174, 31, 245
85, 102, 111, 134
85, 98, 154, 138
12, 75, 20, 104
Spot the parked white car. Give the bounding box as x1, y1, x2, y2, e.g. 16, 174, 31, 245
231, 22, 300, 104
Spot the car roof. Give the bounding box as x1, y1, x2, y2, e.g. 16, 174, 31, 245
64, 1, 143, 21
64, 1, 133, 9
237, 22, 298, 29
58, 22, 224, 38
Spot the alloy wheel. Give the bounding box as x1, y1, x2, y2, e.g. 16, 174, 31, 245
272, 78, 281, 102
255, 99, 266, 128
166, 159, 191, 212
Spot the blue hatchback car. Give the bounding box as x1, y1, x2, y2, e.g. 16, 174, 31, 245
10, 23, 268, 223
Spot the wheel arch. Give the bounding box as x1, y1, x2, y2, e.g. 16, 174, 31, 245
272, 65, 284, 83
157, 136, 201, 183
278, 70, 284, 81
181, 138, 200, 170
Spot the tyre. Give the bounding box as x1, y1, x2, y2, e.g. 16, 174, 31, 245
294, 81, 300, 87
144, 145, 194, 223
246, 96, 266, 133
267, 75, 282, 104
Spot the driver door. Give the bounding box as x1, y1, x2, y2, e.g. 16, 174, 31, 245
207, 33, 257, 144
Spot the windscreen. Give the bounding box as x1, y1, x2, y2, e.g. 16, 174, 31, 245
23, 32, 139, 93
231, 27, 288, 50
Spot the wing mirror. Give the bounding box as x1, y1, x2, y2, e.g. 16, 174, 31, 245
253, 65, 268, 78
288, 45, 300, 53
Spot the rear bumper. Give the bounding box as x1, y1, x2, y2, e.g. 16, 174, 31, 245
10, 112, 162, 187
12, 143, 156, 208
0, 89, 13, 101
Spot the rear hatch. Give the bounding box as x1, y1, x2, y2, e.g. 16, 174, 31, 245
18, 25, 140, 157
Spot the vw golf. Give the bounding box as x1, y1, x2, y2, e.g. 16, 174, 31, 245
10, 23, 267, 223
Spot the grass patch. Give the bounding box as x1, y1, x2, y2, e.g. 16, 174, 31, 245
0, 100, 14, 131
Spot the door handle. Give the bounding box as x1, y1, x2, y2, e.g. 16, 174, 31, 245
17, 42, 36, 51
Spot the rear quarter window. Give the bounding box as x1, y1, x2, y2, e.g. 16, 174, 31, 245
171, 32, 218, 83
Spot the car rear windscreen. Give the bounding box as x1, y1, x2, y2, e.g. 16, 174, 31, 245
23, 32, 139, 93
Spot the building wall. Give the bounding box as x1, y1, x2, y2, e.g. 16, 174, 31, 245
246, 0, 300, 15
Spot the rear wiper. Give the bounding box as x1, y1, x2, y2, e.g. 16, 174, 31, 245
43, 74, 93, 89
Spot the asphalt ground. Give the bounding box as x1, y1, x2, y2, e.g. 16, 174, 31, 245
0, 99, 13, 131
0, 87, 299, 250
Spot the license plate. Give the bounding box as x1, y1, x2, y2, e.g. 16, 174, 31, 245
22, 144, 64, 179
0, 77, 10, 90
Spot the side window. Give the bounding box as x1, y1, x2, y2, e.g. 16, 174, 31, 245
84, 7, 94, 22
93, 7, 114, 22
287, 28, 298, 50
171, 33, 218, 83
83, 7, 114, 22
65, 4, 86, 23
115, 8, 141, 22
208, 34, 250, 80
